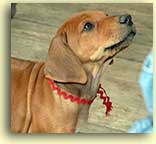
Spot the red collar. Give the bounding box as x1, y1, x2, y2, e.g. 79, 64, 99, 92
48, 80, 112, 116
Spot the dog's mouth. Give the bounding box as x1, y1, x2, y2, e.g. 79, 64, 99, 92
104, 30, 136, 53
102, 28, 136, 64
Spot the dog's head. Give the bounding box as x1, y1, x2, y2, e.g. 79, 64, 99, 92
45, 10, 136, 84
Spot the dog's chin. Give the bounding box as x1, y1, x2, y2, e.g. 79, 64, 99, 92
103, 30, 136, 62
104, 31, 135, 52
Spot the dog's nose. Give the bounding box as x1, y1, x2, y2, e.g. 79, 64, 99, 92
119, 14, 133, 26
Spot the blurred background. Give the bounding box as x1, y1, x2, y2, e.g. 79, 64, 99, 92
11, 3, 153, 133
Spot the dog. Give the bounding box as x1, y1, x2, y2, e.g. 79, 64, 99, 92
11, 10, 136, 133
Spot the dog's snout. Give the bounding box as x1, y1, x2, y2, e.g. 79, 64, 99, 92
119, 14, 133, 26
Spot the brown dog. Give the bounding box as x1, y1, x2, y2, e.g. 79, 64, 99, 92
11, 10, 136, 133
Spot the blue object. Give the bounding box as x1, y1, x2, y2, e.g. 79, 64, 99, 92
128, 50, 153, 133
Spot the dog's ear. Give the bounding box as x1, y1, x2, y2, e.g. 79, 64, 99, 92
44, 32, 87, 84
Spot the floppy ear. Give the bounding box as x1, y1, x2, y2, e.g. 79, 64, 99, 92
44, 32, 87, 84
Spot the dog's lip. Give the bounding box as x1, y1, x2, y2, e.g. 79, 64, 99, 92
101, 29, 136, 63
104, 30, 136, 52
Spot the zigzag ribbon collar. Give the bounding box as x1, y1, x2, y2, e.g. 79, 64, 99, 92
48, 80, 112, 115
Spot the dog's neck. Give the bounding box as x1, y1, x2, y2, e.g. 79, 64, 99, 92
54, 61, 104, 100
46, 60, 111, 132
53, 58, 112, 101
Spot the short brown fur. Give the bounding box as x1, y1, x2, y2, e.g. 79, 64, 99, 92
11, 10, 135, 133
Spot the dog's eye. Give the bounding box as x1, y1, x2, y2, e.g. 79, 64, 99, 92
83, 22, 94, 32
